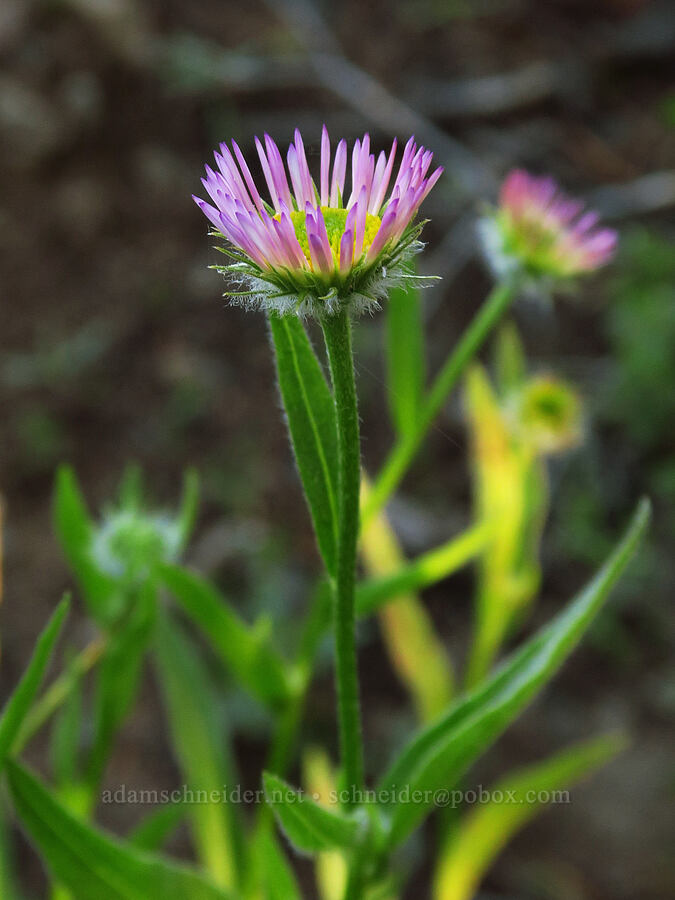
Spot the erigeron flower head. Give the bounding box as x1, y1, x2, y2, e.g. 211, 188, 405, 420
480, 169, 618, 284
512, 374, 582, 454
88, 468, 198, 592
193, 126, 443, 317
91, 507, 182, 586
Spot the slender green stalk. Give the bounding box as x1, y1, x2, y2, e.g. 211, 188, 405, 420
321, 307, 364, 803
356, 519, 492, 617
362, 280, 516, 526
12, 636, 106, 756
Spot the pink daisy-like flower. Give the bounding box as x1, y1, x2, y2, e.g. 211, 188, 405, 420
193, 126, 442, 316
480, 169, 618, 282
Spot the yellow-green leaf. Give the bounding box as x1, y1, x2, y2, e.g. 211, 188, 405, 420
155, 611, 242, 889
433, 733, 624, 900
378, 499, 649, 848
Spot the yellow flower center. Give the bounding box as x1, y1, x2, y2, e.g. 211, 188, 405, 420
287, 207, 381, 266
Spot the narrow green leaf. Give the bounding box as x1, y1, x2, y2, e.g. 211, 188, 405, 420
0, 795, 23, 900
252, 829, 302, 900
494, 321, 526, 399
50, 649, 83, 787
379, 498, 650, 847
118, 464, 144, 510
160, 564, 291, 707
269, 313, 339, 576
433, 733, 625, 900
386, 279, 425, 438
86, 587, 155, 792
263, 772, 363, 854
0, 599, 69, 769
127, 803, 184, 853
13, 635, 106, 757
7, 761, 232, 900
463, 363, 546, 688
53, 466, 92, 554
53, 466, 118, 624
155, 611, 242, 890
177, 468, 200, 548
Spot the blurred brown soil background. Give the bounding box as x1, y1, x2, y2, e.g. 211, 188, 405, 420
0, 0, 674, 897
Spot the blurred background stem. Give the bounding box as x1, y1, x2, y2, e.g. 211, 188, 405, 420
362, 279, 517, 525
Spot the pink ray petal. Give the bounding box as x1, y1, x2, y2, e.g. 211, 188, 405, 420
232, 139, 264, 213
320, 125, 330, 207
255, 136, 281, 213
353, 187, 368, 259
330, 139, 347, 207
339, 228, 354, 274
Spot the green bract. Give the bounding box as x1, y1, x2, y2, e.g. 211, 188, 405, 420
211, 219, 428, 318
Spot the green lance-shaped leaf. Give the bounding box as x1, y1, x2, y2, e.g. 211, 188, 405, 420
53, 466, 119, 624
494, 321, 527, 399
127, 803, 185, 853
386, 278, 426, 439
0, 794, 23, 900
159, 563, 292, 707
13, 634, 105, 757
251, 829, 302, 900
7, 761, 233, 900
463, 363, 546, 688
155, 611, 242, 891
269, 313, 339, 576
0, 598, 69, 770
263, 772, 363, 855
378, 498, 650, 848
50, 648, 84, 788
433, 732, 625, 900
177, 468, 200, 549
86, 585, 156, 793
117, 464, 144, 510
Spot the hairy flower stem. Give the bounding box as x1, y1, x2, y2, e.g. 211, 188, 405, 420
362, 280, 516, 526
321, 307, 364, 804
